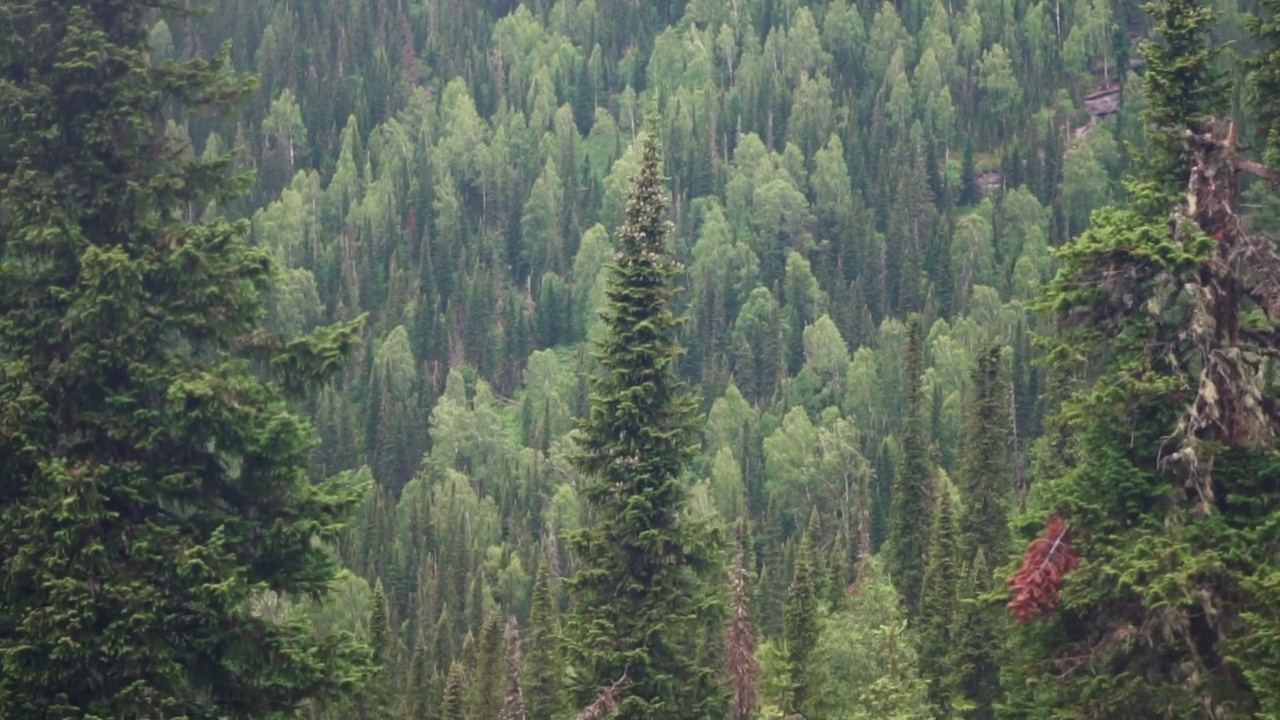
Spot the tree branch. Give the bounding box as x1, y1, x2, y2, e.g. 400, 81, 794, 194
1233, 156, 1280, 184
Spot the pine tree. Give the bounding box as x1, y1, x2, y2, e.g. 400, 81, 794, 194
525, 564, 561, 720
783, 514, 821, 716
0, 2, 368, 717
917, 486, 959, 713
562, 132, 727, 719
886, 316, 933, 616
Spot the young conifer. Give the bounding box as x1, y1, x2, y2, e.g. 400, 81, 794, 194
525, 562, 562, 720
562, 131, 725, 719
471, 611, 507, 720
917, 486, 959, 713
886, 315, 933, 616
0, 1, 367, 717
783, 512, 821, 715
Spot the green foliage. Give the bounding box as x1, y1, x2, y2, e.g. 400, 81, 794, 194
0, 2, 369, 717
772, 557, 933, 719
469, 612, 506, 720
918, 487, 959, 713
17, 0, 1278, 716
783, 514, 822, 714
1138, 0, 1228, 187
1246, 0, 1280, 165
525, 563, 562, 720
1002, 0, 1280, 715
562, 133, 727, 719
886, 316, 934, 616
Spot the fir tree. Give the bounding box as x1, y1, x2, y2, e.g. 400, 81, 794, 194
948, 344, 1012, 716
442, 661, 468, 720
405, 627, 436, 720
1247, 0, 1280, 166
886, 316, 933, 616
957, 345, 1013, 572
1139, 0, 1228, 188
525, 563, 561, 720
562, 132, 726, 719
470, 611, 506, 720
917, 485, 959, 714
0, 2, 368, 717
783, 514, 821, 716
360, 578, 393, 719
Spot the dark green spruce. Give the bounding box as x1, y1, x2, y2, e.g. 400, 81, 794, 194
885, 315, 933, 616
562, 131, 727, 719
0, 1, 368, 717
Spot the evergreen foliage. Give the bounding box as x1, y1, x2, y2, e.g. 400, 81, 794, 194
1002, 0, 1280, 715
0, 1, 368, 717
956, 345, 1013, 568
946, 344, 1013, 717
917, 485, 959, 713
782, 514, 821, 715
4, 0, 1280, 716
524, 563, 562, 720
1246, 0, 1280, 166
886, 315, 933, 616
470, 611, 506, 720
562, 132, 726, 719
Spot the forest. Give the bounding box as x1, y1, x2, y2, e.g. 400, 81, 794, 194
1, 0, 1280, 717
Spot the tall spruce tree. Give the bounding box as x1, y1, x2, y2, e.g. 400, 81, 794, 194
0, 2, 368, 717
956, 345, 1013, 567
1003, 0, 1280, 714
470, 611, 507, 720
917, 486, 959, 714
524, 563, 561, 720
947, 344, 1012, 717
360, 578, 393, 719
782, 514, 821, 716
886, 315, 933, 616
562, 131, 726, 719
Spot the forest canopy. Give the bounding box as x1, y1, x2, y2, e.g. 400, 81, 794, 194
2, 0, 1280, 717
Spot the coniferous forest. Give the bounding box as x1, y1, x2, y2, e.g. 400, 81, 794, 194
2, 0, 1280, 717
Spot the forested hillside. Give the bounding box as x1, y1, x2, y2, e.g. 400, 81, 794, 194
3, 0, 1280, 717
